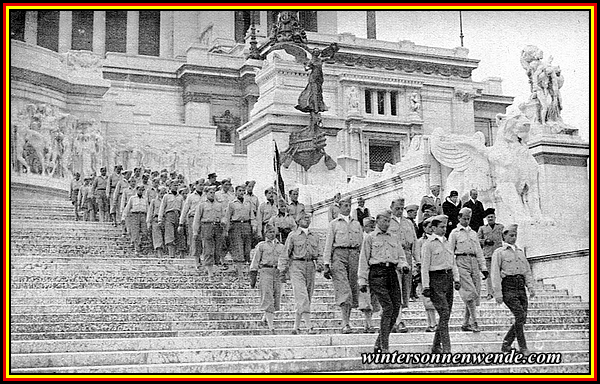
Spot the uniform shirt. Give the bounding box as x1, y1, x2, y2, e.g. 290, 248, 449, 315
158, 193, 184, 222
268, 213, 297, 237
216, 189, 235, 206
113, 179, 129, 201
279, 227, 322, 273
288, 200, 306, 221
146, 198, 162, 226
257, 200, 278, 225
388, 215, 418, 267
323, 215, 363, 265
120, 187, 136, 215
122, 194, 149, 219
192, 199, 224, 236
491, 242, 535, 299
244, 193, 260, 218
108, 173, 122, 195
478, 223, 505, 259
421, 234, 460, 288
92, 175, 109, 195
70, 179, 82, 200
328, 203, 340, 222
358, 227, 409, 286
414, 233, 430, 270
224, 198, 256, 230
448, 225, 487, 271
250, 239, 285, 270
145, 187, 158, 202
179, 191, 203, 225
78, 185, 93, 205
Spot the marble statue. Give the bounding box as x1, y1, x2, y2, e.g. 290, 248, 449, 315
347, 86, 360, 112
410, 92, 421, 113
520, 45, 574, 135
430, 108, 552, 226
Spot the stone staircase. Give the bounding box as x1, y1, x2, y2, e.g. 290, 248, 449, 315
9, 194, 591, 375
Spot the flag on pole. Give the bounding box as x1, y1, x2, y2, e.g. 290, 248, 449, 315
273, 141, 286, 202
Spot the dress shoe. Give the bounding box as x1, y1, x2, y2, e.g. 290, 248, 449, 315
342, 325, 352, 334
308, 327, 317, 335
425, 326, 435, 332
391, 325, 398, 333
461, 324, 473, 332
291, 328, 300, 335
471, 322, 481, 333
501, 343, 516, 353
364, 326, 376, 333
520, 348, 531, 357
398, 322, 408, 333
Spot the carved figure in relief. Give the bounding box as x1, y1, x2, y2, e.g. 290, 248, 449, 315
430, 109, 552, 226
347, 86, 360, 112
410, 92, 421, 112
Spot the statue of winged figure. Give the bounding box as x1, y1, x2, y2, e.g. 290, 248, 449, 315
430, 110, 553, 226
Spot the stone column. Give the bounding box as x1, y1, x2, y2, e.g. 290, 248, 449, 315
24, 11, 38, 45
93, 11, 106, 55
58, 11, 72, 53
159, 10, 174, 58
126, 11, 139, 55
183, 93, 211, 126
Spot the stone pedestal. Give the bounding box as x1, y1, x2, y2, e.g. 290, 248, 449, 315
337, 116, 364, 177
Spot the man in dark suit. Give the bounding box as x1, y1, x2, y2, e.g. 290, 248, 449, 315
442, 190, 462, 237
463, 189, 485, 233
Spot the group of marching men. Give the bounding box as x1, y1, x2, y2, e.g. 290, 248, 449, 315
251, 185, 535, 358
70, 168, 535, 355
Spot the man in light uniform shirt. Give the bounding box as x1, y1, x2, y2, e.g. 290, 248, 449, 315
122, 185, 149, 256
193, 186, 224, 278
478, 208, 504, 300
179, 180, 204, 261
448, 207, 489, 333
323, 198, 364, 334
257, 187, 279, 240
358, 211, 410, 353
491, 224, 535, 356
421, 215, 461, 354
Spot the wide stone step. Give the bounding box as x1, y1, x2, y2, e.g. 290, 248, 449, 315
10, 338, 588, 370
10, 308, 590, 324
9, 350, 588, 374
333, 362, 590, 374
11, 314, 589, 336
10, 301, 587, 315
13, 323, 589, 340
11, 329, 589, 354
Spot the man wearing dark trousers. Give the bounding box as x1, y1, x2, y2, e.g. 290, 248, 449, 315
421, 215, 461, 354
358, 211, 409, 353
491, 224, 536, 356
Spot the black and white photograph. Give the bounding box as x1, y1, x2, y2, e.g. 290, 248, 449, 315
7, 5, 593, 377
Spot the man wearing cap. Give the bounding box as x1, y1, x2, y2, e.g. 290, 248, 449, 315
70, 172, 82, 221
244, 181, 259, 218
417, 203, 437, 238
353, 197, 371, 227
216, 179, 234, 204
113, 173, 131, 232
448, 207, 489, 333
442, 190, 462, 237
223, 185, 256, 278
207, 173, 219, 187
463, 189, 485, 233
414, 216, 438, 332
158, 183, 184, 258
193, 186, 225, 278
268, 198, 297, 244
388, 197, 417, 333
122, 185, 149, 256
279, 212, 323, 334
92, 166, 110, 222
405, 204, 420, 301
359, 211, 410, 353
323, 197, 363, 334
288, 188, 306, 222
147, 186, 167, 257
328, 193, 341, 222
257, 187, 279, 240
491, 224, 535, 355
120, 179, 138, 238
180, 181, 204, 262
107, 165, 123, 225
421, 215, 461, 353
358, 216, 380, 333
478, 208, 504, 300
419, 184, 442, 223
78, 177, 95, 221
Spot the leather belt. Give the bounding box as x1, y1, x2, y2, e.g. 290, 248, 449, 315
371, 262, 397, 268
260, 265, 277, 268
455, 253, 477, 257
231, 220, 250, 223
430, 269, 454, 274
